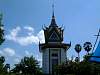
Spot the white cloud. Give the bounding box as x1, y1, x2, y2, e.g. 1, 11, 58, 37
25, 50, 33, 56
14, 58, 20, 63
24, 26, 34, 32
18, 35, 39, 45
24, 26, 34, 35
6, 26, 21, 41
35, 54, 42, 67
6, 26, 45, 46
13, 55, 21, 63
0, 50, 4, 55
36, 55, 42, 61
0, 48, 15, 57
37, 30, 45, 43
4, 48, 15, 56
25, 50, 30, 56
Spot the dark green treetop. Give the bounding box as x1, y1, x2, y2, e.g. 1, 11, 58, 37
0, 13, 5, 45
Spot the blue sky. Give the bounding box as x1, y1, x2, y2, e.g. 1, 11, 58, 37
0, 0, 100, 67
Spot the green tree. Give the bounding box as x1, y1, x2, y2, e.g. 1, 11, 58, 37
0, 13, 5, 45
55, 59, 100, 75
0, 56, 11, 75
83, 42, 92, 54
0, 56, 5, 72
75, 44, 82, 62
0, 13, 5, 75
0, 56, 8, 75
12, 56, 42, 75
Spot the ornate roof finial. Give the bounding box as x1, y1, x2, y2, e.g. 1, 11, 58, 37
50, 0, 57, 27
52, 1, 55, 19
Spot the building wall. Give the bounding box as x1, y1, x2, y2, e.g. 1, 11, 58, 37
61, 48, 66, 63
42, 48, 66, 74
42, 48, 49, 74
50, 48, 59, 73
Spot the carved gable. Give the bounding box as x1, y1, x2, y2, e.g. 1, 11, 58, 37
49, 31, 60, 41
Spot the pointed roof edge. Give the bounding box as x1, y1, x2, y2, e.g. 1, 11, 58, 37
92, 28, 100, 53
90, 39, 100, 62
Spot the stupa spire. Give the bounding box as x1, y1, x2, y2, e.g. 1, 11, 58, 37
50, 1, 57, 27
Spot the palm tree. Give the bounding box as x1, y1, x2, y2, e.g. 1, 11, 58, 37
83, 42, 92, 54
75, 44, 82, 62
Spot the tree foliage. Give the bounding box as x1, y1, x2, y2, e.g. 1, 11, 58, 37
55, 59, 100, 75
0, 56, 5, 74
0, 56, 10, 75
11, 56, 42, 75
0, 13, 5, 45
